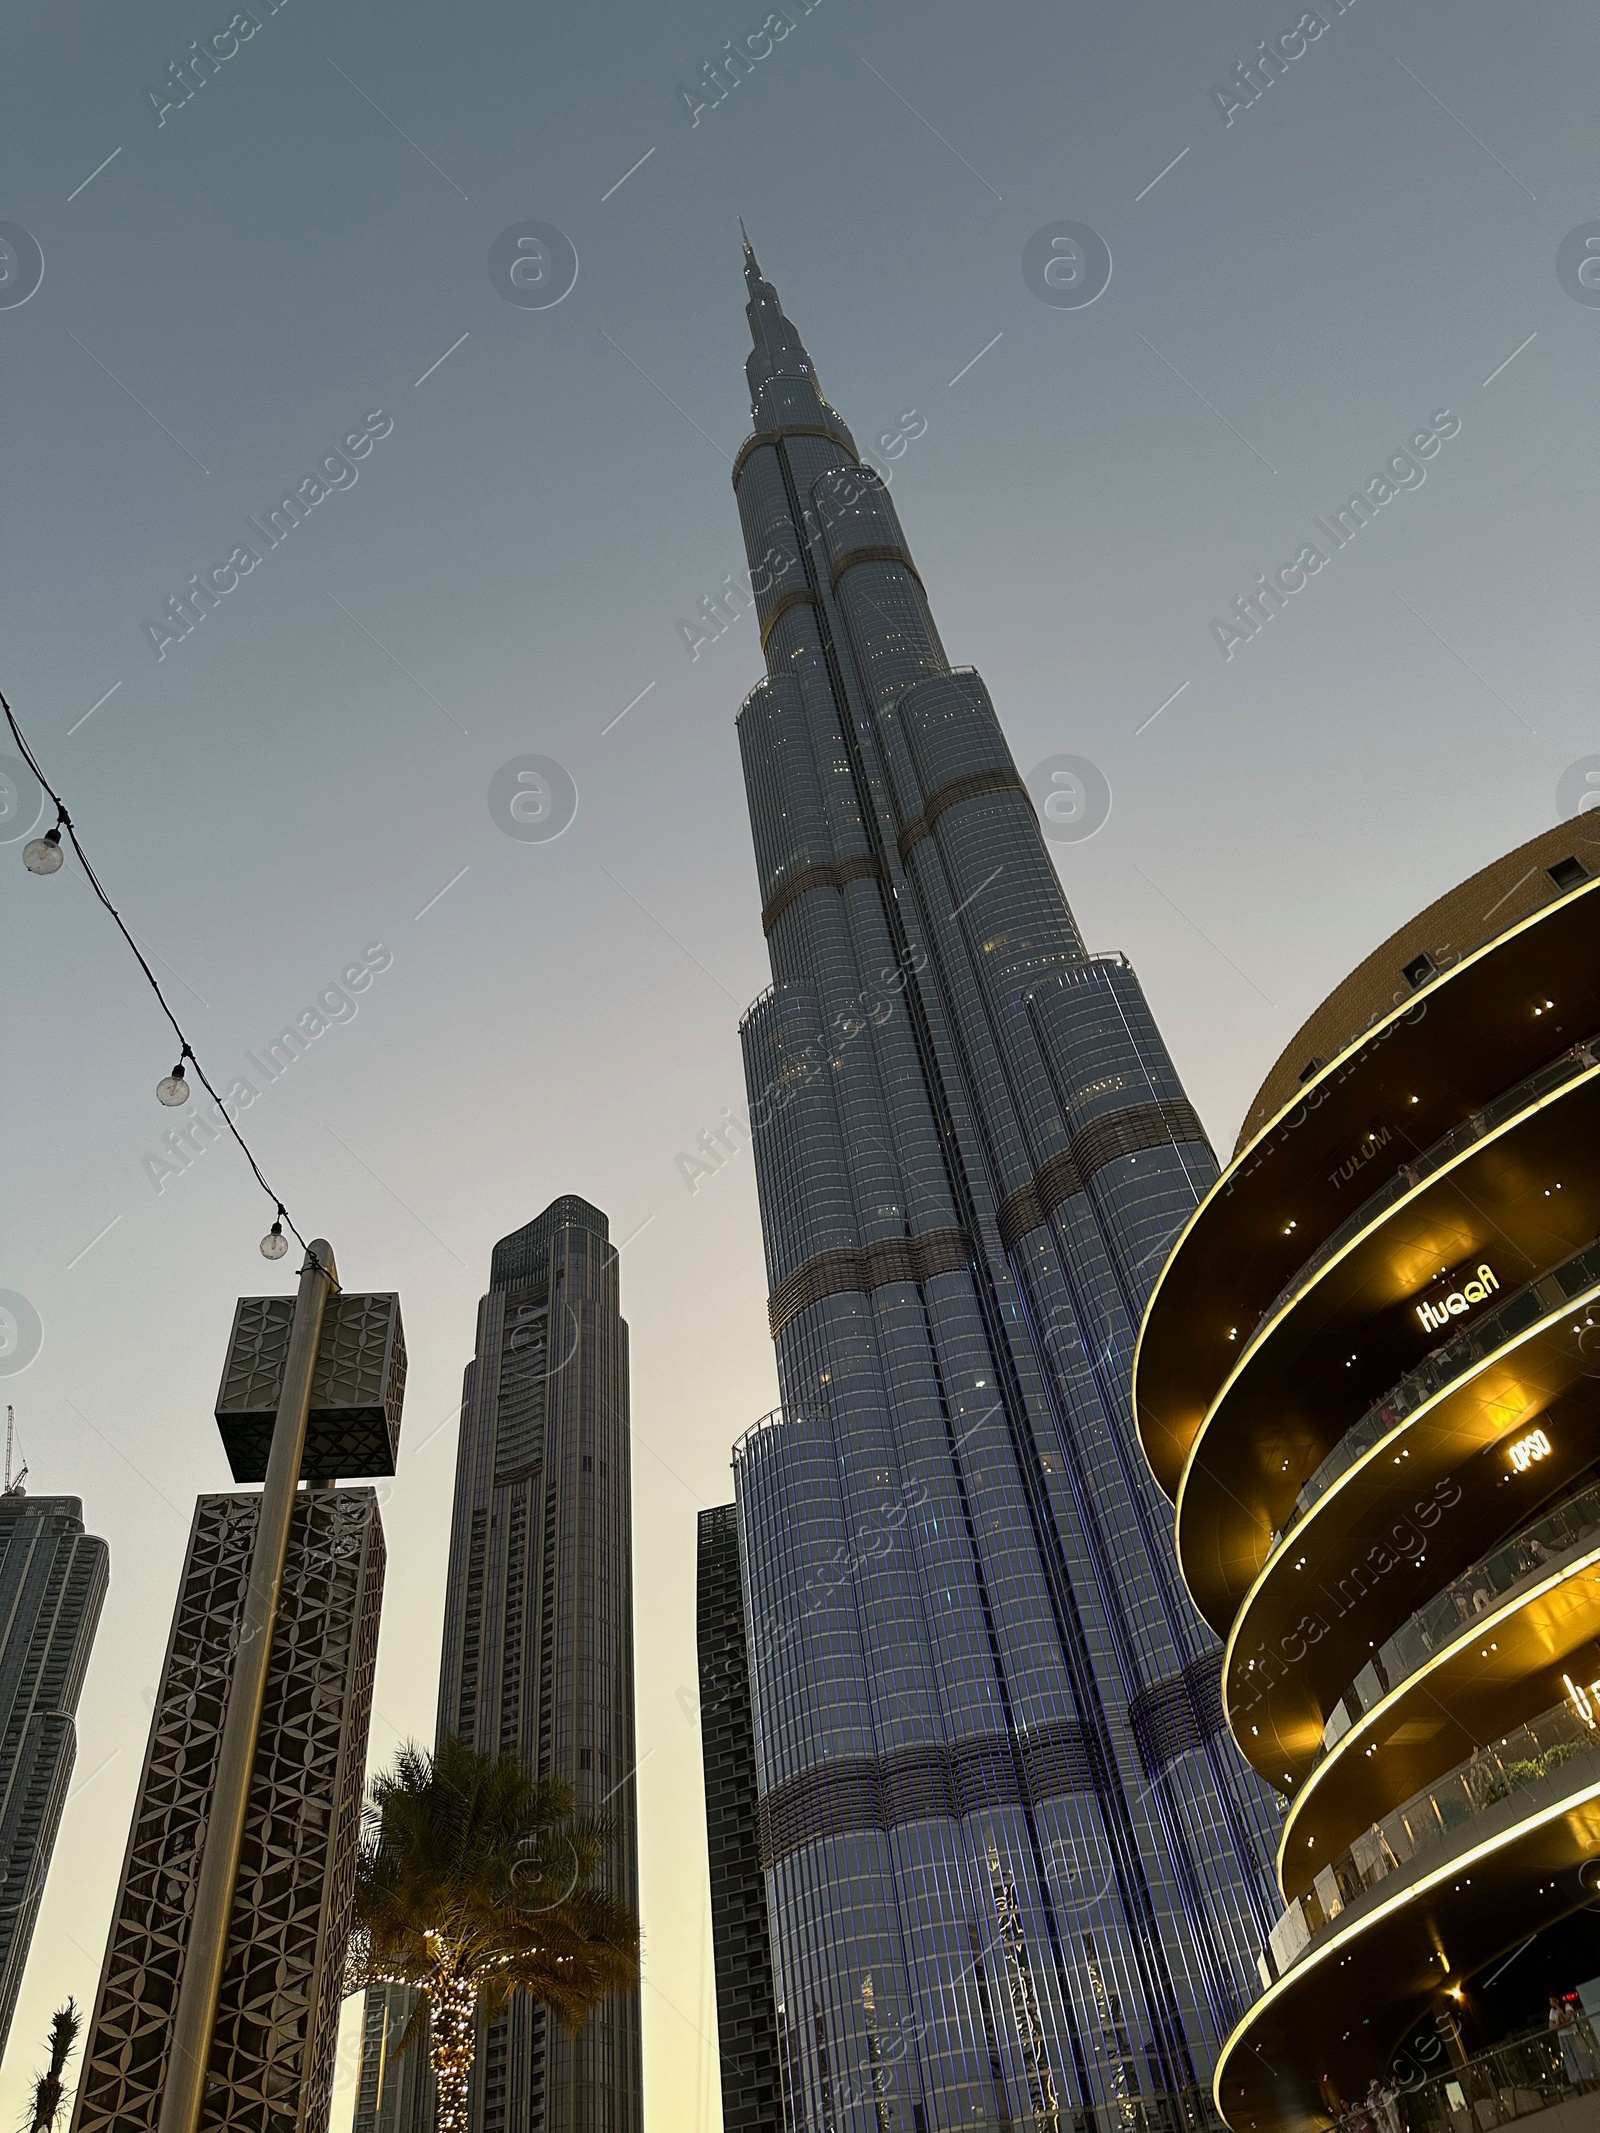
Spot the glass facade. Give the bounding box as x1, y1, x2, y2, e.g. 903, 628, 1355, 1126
727, 240, 1280, 2133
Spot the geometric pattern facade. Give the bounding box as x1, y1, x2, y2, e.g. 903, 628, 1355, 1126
215, 1292, 407, 1482
71, 1488, 385, 2133
697, 1504, 787, 2133
356, 1195, 643, 2133
0, 1493, 109, 2060
727, 241, 1280, 2133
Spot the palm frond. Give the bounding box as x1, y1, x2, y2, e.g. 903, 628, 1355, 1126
348, 1736, 639, 2080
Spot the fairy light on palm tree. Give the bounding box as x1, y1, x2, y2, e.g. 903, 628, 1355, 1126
348, 1737, 640, 2133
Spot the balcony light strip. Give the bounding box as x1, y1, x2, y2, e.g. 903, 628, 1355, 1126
1177, 1056, 1600, 1535
1213, 1770, 1600, 2116
1135, 874, 1600, 1461
1275, 1536, 1600, 1893
1219, 1268, 1600, 1751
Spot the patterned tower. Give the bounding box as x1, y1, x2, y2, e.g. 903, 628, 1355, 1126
72, 1279, 404, 2133
73, 1491, 384, 2132
0, 1490, 109, 2058
727, 238, 1281, 2133
360, 1196, 642, 2133
698, 1504, 787, 2133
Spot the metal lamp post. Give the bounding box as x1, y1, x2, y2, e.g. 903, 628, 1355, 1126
156, 1239, 337, 2133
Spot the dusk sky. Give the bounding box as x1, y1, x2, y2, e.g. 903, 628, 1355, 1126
2, 0, 1595, 2121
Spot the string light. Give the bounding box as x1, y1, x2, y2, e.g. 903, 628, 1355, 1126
22, 822, 63, 874
156, 1055, 192, 1108
3, 688, 320, 1269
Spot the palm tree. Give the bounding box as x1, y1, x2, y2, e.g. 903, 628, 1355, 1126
27, 2000, 80, 2132
347, 1737, 639, 2132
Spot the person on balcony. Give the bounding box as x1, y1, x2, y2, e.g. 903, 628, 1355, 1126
1550, 1993, 1599, 2091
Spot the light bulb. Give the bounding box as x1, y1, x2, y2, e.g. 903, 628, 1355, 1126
260, 1218, 289, 1261
23, 828, 63, 875
157, 1061, 190, 1107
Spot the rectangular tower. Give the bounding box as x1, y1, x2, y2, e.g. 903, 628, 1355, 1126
697, 1505, 786, 2133
726, 240, 1282, 2133
71, 1486, 384, 2132
0, 1490, 109, 2058
362, 1196, 643, 2133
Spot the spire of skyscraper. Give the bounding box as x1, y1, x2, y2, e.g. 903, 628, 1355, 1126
739, 232, 848, 447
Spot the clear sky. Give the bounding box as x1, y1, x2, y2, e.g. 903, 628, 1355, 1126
1, 0, 1595, 2122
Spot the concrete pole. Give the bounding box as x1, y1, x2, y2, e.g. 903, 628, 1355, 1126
157, 1239, 337, 2133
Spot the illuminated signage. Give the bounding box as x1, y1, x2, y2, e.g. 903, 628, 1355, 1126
1415, 1263, 1500, 1334
1508, 1427, 1552, 1474
1565, 1672, 1599, 1729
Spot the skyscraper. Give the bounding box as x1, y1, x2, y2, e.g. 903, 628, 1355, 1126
726, 238, 1280, 2133
360, 1196, 642, 2133
698, 1504, 786, 2133
0, 1488, 109, 2059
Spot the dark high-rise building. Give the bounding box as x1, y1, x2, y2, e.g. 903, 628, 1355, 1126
698, 1504, 786, 2133
0, 1489, 109, 2058
725, 236, 1280, 2133
72, 1487, 385, 2132
358, 1195, 642, 2133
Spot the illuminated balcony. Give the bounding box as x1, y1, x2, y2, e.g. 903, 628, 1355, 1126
1135, 838, 1600, 1499
1177, 1043, 1600, 1635
1222, 1242, 1600, 1791
1134, 823, 1600, 2133
1220, 1696, 1600, 2131
1280, 1475, 1600, 1892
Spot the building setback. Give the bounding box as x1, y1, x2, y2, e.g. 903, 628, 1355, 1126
357, 1196, 642, 2133
725, 236, 1281, 2133
71, 1486, 384, 2132
0, 1490, 109, 2059
698, 1504, 787, 2133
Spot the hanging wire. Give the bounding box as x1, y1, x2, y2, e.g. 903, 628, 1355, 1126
3, 687, 327, 1276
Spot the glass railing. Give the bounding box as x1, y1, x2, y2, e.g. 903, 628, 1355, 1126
1332, 2015, 1600, 2133
1253, 1038, 1599, 1343
1263, 1697, 1600, 1982
1318, 1474, 1600, 1758
1274, 1237, 1600, 1548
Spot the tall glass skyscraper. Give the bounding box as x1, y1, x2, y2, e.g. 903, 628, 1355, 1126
727, 238, 1279, 2133
357, 1197, 642, 2133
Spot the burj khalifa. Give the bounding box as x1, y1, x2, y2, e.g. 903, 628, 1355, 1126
726, 237, 1278, 2133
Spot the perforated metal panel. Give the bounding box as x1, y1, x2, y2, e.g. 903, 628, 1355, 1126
214, 1291, 406, 1481
73, 1489, 384, 2133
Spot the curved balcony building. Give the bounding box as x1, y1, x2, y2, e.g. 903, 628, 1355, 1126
1134, 822, 1600, 2132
